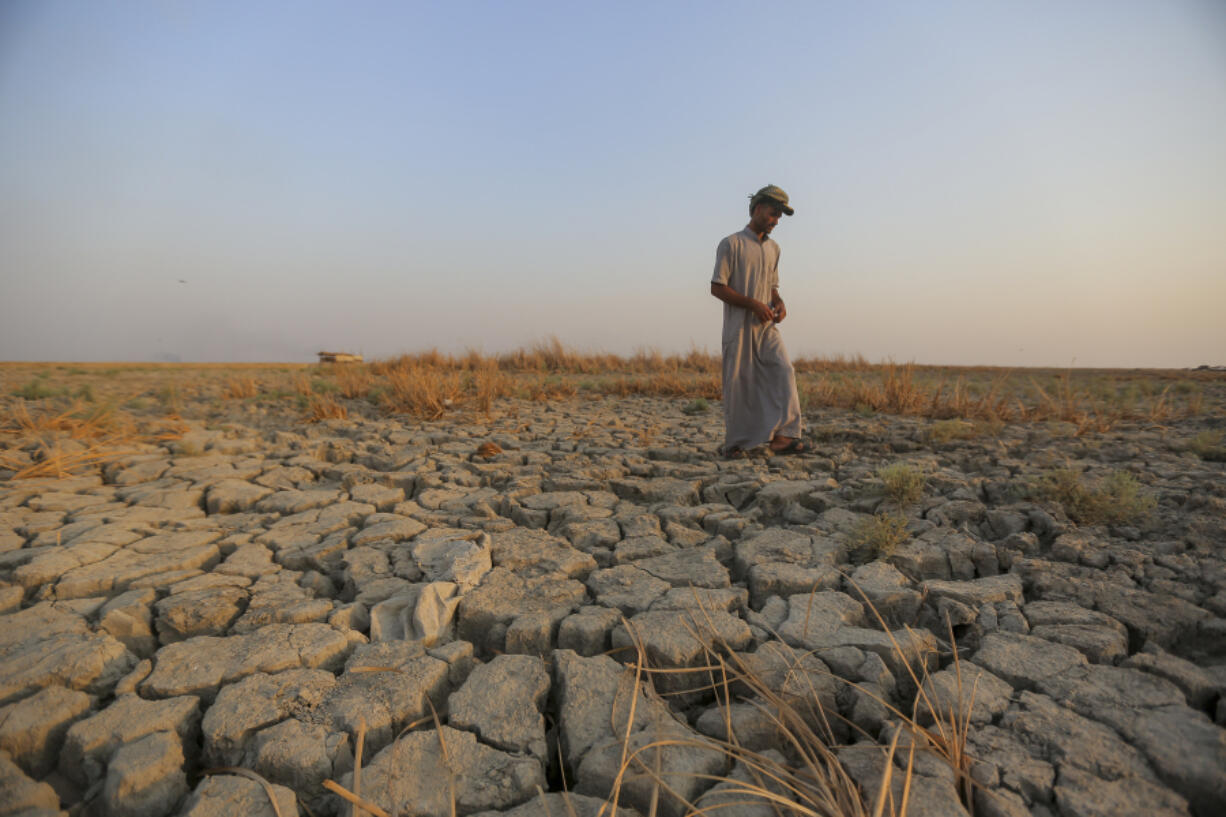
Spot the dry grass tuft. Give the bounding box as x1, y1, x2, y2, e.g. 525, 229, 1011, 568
345, 346, 1215, 427
0, 400, 187, 479
334, 364, 374, 400
475, 441, 503, 459
222, 377, 259, 399
305, 396, 348, 422
291, 373, 314, 396
599, 589, 993, 817
378, 364, 464, 419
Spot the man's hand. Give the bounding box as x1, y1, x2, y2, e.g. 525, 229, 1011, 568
750, 300, 775, 324
711, 283, 776, 324
770, 291, 787, 323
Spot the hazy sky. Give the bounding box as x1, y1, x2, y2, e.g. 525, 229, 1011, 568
2, 1, 1224, 367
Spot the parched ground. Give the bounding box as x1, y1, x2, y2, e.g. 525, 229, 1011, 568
1, 363, 1224, 817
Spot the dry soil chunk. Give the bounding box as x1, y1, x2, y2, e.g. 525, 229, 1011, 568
177, 772, 299, 817
488, 527, 595, 579
201, 669, 337, 767
0, 604, 136, 705
612, 609, 751, 693
205, 480, 273, 514
141, 623, 362, 702
0, 750, 60, 817
1053, 765, 1189, 817
347, 726, 544, 817
102, 730, 188, 817
0, 685, 92, 777
60, 693, 199, 786
973, 631, 1087, 691
586, 564, 670, 615
449, 654, 549, 759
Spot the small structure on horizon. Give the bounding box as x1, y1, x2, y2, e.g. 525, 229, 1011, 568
318, 351, 364, 364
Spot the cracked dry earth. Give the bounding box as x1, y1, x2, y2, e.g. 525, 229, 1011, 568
1, 396, 1225, 817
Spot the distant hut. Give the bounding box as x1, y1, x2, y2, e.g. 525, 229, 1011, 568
318, 351, 364, 364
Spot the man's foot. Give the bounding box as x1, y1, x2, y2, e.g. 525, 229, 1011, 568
769, 438, 809, 455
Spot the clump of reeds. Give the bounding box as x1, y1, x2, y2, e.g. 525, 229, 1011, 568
333, 364, 374, 400
0, 399, 186, 479
290, 373, 314, 396
305, 396, 348, 422
351, 344, 1212, 427
222, 377, 259, 399
378, 363, 465, 419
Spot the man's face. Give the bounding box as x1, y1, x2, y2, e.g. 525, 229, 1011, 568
750, 202, 783, 236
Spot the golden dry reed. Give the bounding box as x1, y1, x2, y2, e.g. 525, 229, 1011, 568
346, 338, 1208, 429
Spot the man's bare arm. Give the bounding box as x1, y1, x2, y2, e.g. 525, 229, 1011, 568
711, 282, 776, 324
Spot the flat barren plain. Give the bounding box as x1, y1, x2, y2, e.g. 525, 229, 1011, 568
1, 351, 1224, 817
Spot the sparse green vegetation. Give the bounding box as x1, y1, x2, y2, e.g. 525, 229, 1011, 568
1186, 430, 1226, 462
156, 385, 181, 413
928, 419, 976, 443
681, 397, 710, 414
1031, 468, 1156, 526
13, 379, 64, 400
927, 418, 1002, 443
311, 378, 339, 395
851, 512, 910, 559
878, 462, 926, 507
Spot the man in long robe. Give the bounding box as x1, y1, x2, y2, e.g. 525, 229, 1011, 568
709, 184, 805, 457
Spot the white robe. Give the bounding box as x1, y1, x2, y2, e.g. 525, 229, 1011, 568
711, 227, 803, 451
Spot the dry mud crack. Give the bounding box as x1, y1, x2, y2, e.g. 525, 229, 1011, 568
1, 395, 1225, 817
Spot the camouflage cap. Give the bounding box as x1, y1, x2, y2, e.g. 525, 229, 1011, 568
750, 184, 794, 215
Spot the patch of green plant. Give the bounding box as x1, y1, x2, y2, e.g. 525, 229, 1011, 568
295, 394, 310, 411
878, 462, 925, 507
14, 379, 64, 399
850, 512, 909, 559
66, 367, 88, 376
156, 385, 182, 412
73, 384, 95, 403
1186, 430, 1226, 462
101, 368, 122, 378
854, 402, 874, 417
928, 419, 976, 443
1030, 468, 1156, 526
311, 378, 338, 394
1173, 380, 1197, 395
681, 397, 710, 415
366, 386, 388, 405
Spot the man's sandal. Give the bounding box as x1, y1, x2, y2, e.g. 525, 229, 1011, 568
770, 439, 809, 455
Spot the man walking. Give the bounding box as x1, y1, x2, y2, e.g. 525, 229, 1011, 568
710, 184, 805, 458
